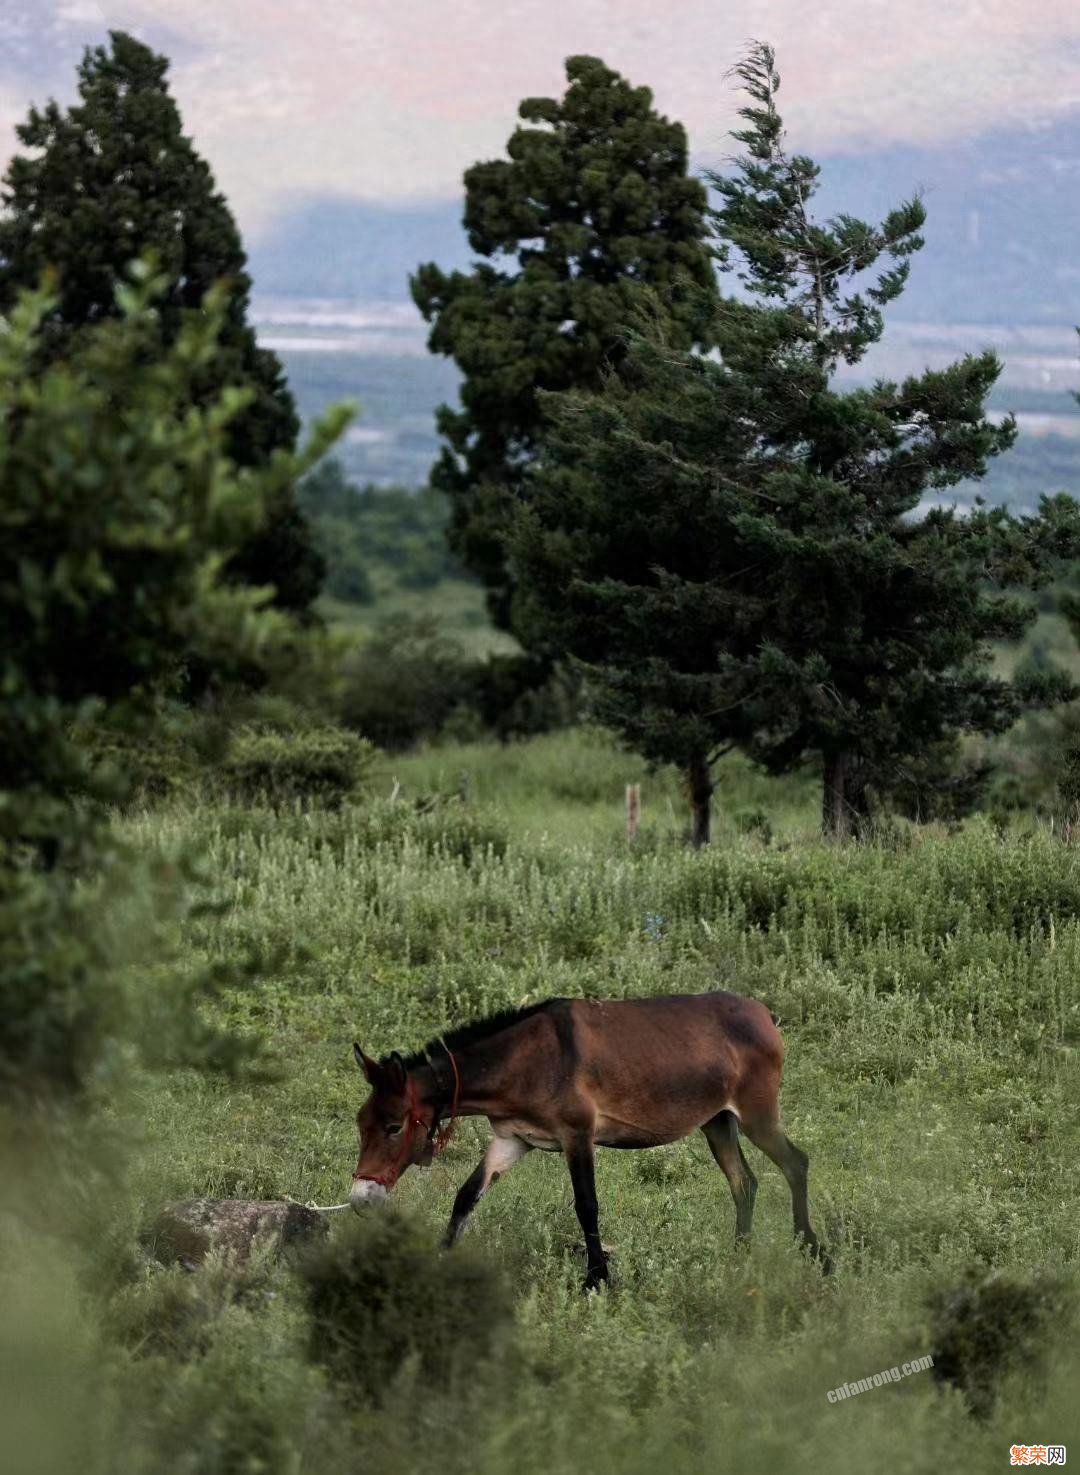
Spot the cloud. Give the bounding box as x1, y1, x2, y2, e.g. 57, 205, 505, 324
55, 1, 105, 21
4, 0, 1080, 237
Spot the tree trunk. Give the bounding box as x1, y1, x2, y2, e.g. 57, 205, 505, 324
822, 750, 870, 840
687, 753, 713, 848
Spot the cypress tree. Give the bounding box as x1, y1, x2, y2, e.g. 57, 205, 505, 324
0, 31, 322, 615
412, 55, 718, 635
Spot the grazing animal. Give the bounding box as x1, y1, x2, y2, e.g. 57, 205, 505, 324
349, 992, 829, 1288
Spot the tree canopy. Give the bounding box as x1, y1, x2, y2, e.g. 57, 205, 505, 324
511, 43, 1078, 840
412, 54, 719, 634
0, 263, 348, 861
0, 30, 323, 615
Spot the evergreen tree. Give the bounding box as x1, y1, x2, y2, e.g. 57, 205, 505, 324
512, 333, 765, 844
0, 261, 349, 862
0, 31, 322, 614
412, 55, 718, 634
512, 43, 1077, 841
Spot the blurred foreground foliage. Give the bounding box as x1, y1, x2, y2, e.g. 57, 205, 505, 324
0, 263, 349, 1111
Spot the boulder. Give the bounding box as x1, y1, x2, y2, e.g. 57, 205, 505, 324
151, 1198, 329, 1269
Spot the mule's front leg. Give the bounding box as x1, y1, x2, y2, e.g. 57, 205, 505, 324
565, 1133, 608, 1291
443, 1133, 530, 1247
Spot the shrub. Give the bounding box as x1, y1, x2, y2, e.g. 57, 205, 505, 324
215, 726, 376, 806
339, 614, 474, 750
324, 540, 376, 604
78, 702, 231, 808
0, 264, 348, 858
928, 1267, 1073, 1417
108, 1248, 278, 1362
297, 1211, 512, 1405
0, 269, 346, 1104
877, 739, 993, 824
465, 653, 583, 740
734, 807, 773, 845
0, 865, 121, 1104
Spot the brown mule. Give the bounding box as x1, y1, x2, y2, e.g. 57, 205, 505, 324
349, 992, 829, 1288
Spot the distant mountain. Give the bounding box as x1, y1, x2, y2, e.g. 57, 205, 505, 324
248, 111, 1080, 326
250, 113, 1080, 494
809, 114, 1080, 326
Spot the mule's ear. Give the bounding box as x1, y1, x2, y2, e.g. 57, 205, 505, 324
353, 1042, 379, 1083
386, 1051, 408, 1089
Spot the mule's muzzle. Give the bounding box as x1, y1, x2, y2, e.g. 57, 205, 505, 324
349, 1178, 389, 1212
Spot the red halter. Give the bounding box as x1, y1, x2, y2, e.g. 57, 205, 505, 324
430, 1044, 461, 1155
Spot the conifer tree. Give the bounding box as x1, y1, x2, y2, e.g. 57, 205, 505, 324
512, 43, 1076, 840
0, 31, 322, 614
412, 55, 718, 634
0, 263, 349, 861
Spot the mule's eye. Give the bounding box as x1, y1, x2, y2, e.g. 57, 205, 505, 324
386, 1123, 404, 1138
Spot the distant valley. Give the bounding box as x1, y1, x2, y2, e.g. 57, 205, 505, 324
251, 110, 1080, 501
254, 296, 1080, 506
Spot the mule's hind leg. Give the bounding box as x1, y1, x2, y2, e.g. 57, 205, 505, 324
701, 1109, 757, 1245
443, 1134, 530, 1248
741, 1118, 831, 1273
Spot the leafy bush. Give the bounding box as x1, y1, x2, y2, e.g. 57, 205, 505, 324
929, 1267, 1073, 1417
352, 796, 509, 863
215, 726, 376, 806
877, 739, 993, 824
77, 702, 232, 808
0, 267, 346, 1106
0, 264, 348, 859
0, 865, 121, 1104
297, 1212, 512, 1404
465, 652, 583, 740
734, 807, 773, 845
340, 614, 475, 750
109, 1247, 278, 1362
326, 541, 377, 605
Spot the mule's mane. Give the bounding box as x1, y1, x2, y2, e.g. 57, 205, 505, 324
394, 997, 565, 1071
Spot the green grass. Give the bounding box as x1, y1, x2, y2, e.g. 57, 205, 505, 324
319, 576, 517, 659
6, 727, 1080, 1473
381, 729, 817, 845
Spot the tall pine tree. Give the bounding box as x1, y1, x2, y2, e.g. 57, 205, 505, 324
412, 55, 718, 635
0, 31, 322, 615
512, 43, 1076, 840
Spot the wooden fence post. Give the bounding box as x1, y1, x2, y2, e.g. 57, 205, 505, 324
626, 783, 641, 845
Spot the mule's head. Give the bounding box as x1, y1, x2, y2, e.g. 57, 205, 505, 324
349, 1043, 436, 1210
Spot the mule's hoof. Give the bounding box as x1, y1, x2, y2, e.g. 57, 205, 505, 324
582, 1265, 610, 1293
805, 1239, 833, 1275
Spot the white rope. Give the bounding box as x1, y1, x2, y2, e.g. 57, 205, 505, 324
283, 1194, 352, 1214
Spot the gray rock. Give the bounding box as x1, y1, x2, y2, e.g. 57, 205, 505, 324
151, 1198, 329, 1269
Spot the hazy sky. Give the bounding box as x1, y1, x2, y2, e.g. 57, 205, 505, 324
5, 0, 1080, 238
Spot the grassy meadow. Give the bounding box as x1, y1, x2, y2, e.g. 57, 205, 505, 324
8, 727, 1077, 1474
320, 578, 517, 659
